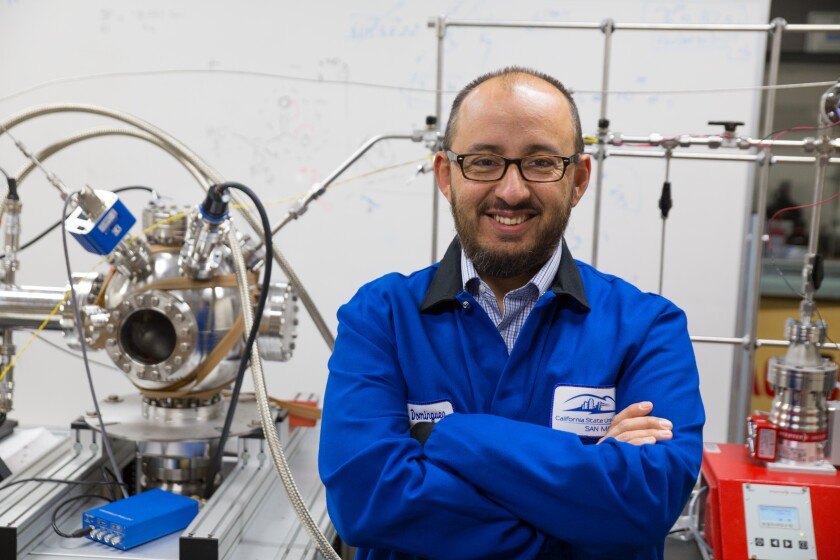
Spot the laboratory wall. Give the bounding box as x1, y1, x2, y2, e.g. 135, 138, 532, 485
0, 0, 773, 442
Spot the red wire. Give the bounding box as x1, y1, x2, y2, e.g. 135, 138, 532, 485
764, 116, 840, 249
766, 190, 840, 258
768, 190, 840, 226
761, 119, 840, 146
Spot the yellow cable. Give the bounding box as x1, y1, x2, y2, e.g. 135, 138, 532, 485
232, 153, 435, 210
1, 152, 434, 380
329, 154, 433, 187
0, 294, 69, 382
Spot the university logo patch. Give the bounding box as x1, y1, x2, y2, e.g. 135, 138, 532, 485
551, 385, 616, 437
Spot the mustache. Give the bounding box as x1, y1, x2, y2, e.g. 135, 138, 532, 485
477, 201, 540, 213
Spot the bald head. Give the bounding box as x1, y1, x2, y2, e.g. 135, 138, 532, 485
443, 67, 584, 155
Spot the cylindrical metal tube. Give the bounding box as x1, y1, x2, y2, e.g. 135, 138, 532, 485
442, 20, 776, 32
807, 154, 830, 259
432, 15, 446, 264
600, 149, 840, 165
442, 20, 839, 34
179, 210, 229, 280
0, 286, 67, 330
590, 20, 614, 268
0, 330, 15, 414
731, 18, 787, 445
3, 200, 22, 281
257, 283, 298, 362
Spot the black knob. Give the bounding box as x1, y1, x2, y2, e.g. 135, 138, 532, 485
708, 120, 745, 133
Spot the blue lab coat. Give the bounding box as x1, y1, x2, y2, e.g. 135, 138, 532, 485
319, 239, 705, 559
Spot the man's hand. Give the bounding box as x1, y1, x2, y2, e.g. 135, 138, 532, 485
597, 401, 673, 445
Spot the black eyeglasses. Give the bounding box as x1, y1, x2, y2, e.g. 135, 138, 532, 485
446, 150, 580, 183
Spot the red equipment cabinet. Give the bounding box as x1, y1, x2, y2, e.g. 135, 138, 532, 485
702, 443, 840, 560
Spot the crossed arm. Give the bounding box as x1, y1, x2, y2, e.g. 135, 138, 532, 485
599, 400, 674, 445
412, 401, 673, 446
320, 307, 702, 559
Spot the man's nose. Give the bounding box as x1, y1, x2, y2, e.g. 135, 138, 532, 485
496, 163, 531, 204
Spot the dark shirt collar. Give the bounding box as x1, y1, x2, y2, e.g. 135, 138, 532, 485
419, 237, 590, 313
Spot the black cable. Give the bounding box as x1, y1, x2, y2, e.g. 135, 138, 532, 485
101, 465, 120, 501
814, 307, 839, 348
108, 185, 156, 196
203, 182, 273, 498
3, 218, 59, 256
61, 192, 128, 499
51, 493, 111, 539
0, 477, 128, 494
0, 185, 155, 259
766, 239, 804, 299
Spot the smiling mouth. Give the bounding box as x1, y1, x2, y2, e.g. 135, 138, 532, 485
493, 215, 529, 226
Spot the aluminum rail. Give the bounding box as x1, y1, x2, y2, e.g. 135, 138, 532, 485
735, 18, 786, 444
599, 149, 840, 165
590, 19, 614, 267
691, 335, 840, 351
438, 20, 840, 33
612, 136, 840, 150
228, 225, 341, 560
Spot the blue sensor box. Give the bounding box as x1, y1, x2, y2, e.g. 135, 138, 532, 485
67, 195, 135, 255
82, 488, 198, 550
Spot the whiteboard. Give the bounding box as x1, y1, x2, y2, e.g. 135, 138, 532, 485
0, 0, 771, 442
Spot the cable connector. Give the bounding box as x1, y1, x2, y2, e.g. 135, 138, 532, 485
70, 526, 94, 538
6, 178, 19, 201
201, 184, 231, 222
180, 183, 232, 279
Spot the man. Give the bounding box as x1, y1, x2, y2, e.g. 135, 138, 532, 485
319, 67, 704, 559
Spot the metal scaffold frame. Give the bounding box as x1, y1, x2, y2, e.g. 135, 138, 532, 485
428, 16, 840, 443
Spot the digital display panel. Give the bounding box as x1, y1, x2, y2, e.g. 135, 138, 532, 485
758, 505, 800, 529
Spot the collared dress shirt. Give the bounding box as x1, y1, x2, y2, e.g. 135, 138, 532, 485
462, 240, 562, 353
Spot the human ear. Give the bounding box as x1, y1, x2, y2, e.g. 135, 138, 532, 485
433, 151, 453, 204
570, 154, 591, 207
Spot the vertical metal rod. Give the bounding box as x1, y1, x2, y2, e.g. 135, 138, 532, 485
0, 198, 20, 414
658, 154, 671, 295
591, 19, 615, 267
599, 19, 614, 122
431, 15, 446, 264
800, 151, 830, 321
806, 156, 829, 259
730, 17, 787, 443
658, 221, 667, 295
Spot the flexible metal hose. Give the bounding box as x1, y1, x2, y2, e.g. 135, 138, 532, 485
1, 103, 338, 553
228, 225, 340, 559
14, 127, 209, 187
0, 104, 335, 350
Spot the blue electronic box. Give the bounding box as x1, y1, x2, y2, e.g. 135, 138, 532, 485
82, 488, 198, 550
66, 192, 135, 255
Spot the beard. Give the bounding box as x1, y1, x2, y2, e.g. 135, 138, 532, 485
450, 188, 573, 279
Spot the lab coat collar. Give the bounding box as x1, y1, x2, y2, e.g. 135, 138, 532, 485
420, 237, 590, 313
